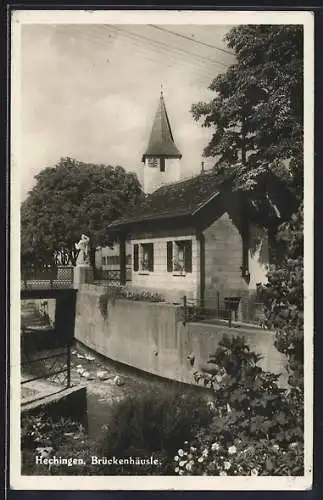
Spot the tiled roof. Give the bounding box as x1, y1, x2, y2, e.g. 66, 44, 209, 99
109, 169, 232, 228
142, 93, 182, 161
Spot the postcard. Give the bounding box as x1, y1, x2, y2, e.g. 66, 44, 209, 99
10, 8, 313, 491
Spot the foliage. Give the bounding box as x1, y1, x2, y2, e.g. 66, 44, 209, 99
21, 412, 85, 449
21, 157, 143, 267
99, 387, 214, 475
21, 412, 97, 475
191, 25, 303, 199
174, 438, 303, 476
260, 204, 304, 389
98, 286, 165, 317
174, 334, 303, 476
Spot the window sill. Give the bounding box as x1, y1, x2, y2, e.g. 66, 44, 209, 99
172, 272, 186, 277
138, 271, 150, 276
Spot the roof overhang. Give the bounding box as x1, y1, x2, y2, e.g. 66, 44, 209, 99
142, 153, 182, 162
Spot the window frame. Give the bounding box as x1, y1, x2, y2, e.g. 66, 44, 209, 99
133, 242, 154, 274
167, 239, 192, 275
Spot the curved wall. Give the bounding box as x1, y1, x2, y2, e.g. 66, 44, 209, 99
74, 284, 288, 387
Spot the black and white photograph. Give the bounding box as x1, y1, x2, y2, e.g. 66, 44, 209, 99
10, 9, 313, 490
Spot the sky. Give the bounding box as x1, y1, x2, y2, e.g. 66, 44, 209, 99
20, 23, 236, 199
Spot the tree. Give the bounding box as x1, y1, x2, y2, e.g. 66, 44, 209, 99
21, 157, 144, 267
191, 25, 303, 199
261, 204, 304, 390
191, 26, 305, 389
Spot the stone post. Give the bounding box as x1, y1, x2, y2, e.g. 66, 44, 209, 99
73, 264, 92, 289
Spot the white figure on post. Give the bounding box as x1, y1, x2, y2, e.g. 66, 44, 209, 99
75, 234, 90, 265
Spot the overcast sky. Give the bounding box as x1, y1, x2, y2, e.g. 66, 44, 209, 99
20, 23, 235, 199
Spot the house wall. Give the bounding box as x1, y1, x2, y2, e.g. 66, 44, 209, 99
95, 243, 132, 269
202, 213, 270, 321
74, 285, 288, 387
203, 212, 247, 311
131, 234, 199, 303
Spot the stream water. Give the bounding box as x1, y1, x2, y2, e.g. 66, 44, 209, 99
71, 343, 205, 439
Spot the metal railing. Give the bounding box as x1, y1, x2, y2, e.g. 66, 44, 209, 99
21, 345, 71, 388
21, 266, 74, 290
182, 295, 243, 327
86, 267, 132, 286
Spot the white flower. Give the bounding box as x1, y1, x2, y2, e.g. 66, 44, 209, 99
207, 401, 215, 410
190, 446, 197, 452
250, 468, 258, 476
175, 467, 180, 473
197, 456, 204, 463
186, 462, 193, 471
179, 460, 186, 467
178, 449, 184, 457
179, 470, 184, 475
202, 448, 209, 457
224, 461, 231, 470
36, 447, 53, 459
211, 442, 220, 451
219, 470, 227, 476
272, 444, 280, 451
184, 441, 188, 445
174, 455, 179, 461
187, 453, 193, 460
228, 445, 237, 455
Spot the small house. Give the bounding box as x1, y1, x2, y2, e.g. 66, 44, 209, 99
108, 91, 295, 321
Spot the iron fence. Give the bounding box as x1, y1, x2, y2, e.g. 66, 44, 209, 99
21, 266, 74, 290
182, 295, 244, 327
21, 345, 71, 388
86, 267, 132, 286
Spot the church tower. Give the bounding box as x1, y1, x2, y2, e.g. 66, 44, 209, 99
142, 90, 182, 194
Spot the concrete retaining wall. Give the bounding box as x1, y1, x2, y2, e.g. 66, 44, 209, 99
74, 285, 288, 387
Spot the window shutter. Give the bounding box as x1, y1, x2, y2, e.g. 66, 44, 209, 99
167, 241, 173, 272
148, 243, 154, 272
184, 241, 192, 273
133, 244, 139, 271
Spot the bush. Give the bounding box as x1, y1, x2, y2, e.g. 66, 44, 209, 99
174, 335, 303, 476
21, 412, 98, 475
173, 438, 303, 476
99, 287, 165, 317
261, 204, 304, 390
21, 412, 84, 450
99, 387, 214, 475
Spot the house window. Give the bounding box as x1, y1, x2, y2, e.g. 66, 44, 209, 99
167, 240, 192, 274
133, 243, 154, 272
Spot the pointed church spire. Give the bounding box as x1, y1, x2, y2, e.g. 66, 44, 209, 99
142, 91, 182, 162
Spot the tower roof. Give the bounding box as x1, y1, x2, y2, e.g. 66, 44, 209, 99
142, 92, 182, 162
